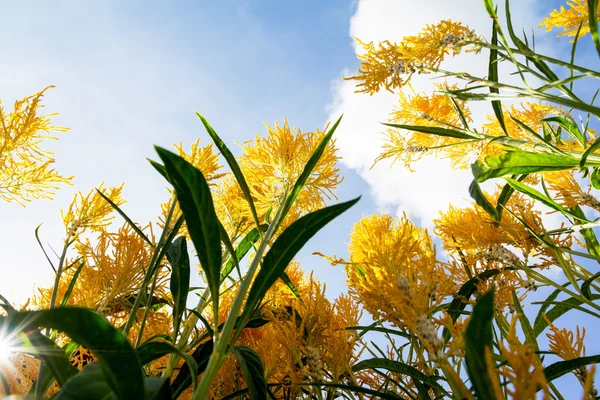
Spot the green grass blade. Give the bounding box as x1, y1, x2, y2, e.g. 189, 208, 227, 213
476, 152, 580, 182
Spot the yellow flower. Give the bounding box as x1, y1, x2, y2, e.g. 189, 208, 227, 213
546, 321, 592, 389
487, 317, 550, 399
540, 0, 600, 39
345, 20, 479, 94
375, 86, 473, 170
544, 169, 600, 211
0, 87, 72, 205
239, 119, 341, 228
61, 183, 125, 237
341, 213, 456, 357
35, 223, 164, 314
174, 139, 225, 183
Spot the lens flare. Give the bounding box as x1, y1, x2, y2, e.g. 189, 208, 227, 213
0, 337, 13, 364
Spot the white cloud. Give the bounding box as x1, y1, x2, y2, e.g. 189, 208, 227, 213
327, 0, 549, 230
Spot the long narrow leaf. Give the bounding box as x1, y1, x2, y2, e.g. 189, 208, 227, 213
240, 197, 359, 329
156, 147, 222, 322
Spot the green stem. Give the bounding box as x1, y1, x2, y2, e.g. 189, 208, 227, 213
192, 194, 287, 400
123, 199, 177, 335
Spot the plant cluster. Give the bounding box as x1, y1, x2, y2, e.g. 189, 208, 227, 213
1, 0, 600, 399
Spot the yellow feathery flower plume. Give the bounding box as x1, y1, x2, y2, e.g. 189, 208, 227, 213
546, 320, 593, 389
34, 223, 163, 314
544, 169, 600, 211
61, 183, 125, 237
340, 213, 456, 358
0, 87, 72, 205
239, 119, 341, 228
345, 20, 479, 94
487, 317, 550, 399
540, 0, 600, 39
375, 85, 472, 170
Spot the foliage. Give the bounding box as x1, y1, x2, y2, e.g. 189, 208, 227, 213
2, 0, 600, 399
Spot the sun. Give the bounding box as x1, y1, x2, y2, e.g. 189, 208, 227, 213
0, 337, 13, 364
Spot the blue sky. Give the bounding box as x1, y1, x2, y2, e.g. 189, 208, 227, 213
1, 0, 599, 393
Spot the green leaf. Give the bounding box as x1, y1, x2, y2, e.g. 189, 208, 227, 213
382, 123, 475, 140
1, 308, 143, 400
511, 291, 539, 353
505, 178, 588, 221
581, 272, 600, 300
469, 168, 499, 221
580, 136, 600, 168
59, 261, 85, 307
232, 346, 267, 399
55, 362, 113, 400
477, 151, 580, 182
488, 16, 508, 136
533, 296, 583, 337
495, 174, 527, 221
196, 113, 261, 229
352, 358, 447, 394
156, 147, 222, 319
23, 329, 78, 390
56, 363, 170, 400
166, 236, 190, 338
280, 116, 343, 224
544, 355, 600, 382
240, 197, 359, 328
220, 226, 265, 282
588, 0, 600, 59
442, 269, 503, 341
280, 271, 302, 300
542, 116, 586, 147
464, 288, 496, 400
96, 189, 153, 246
170, 340, 213, 398
592, 168, 600, 189
135, 341, 198, 392
570, 206, 600, 261
345, 325, 413, 340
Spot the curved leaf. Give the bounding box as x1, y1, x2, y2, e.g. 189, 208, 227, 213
166, 236, 190, 338
352, 358, 447, 394
544, 355, 600, 382
476, 152, 579, 182
136, 341, 198, 392
232, 346, 267, 399
464, 289, 496, 400
156, 147, 222, 319
240, 197, 359, 327
1, 308, 143, 399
